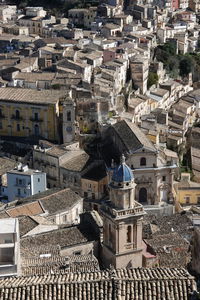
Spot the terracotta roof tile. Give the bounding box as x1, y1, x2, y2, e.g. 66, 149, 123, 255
0, 268, 196, 299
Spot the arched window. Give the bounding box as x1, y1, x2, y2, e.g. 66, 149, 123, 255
127, 225, 132, 243
16, 110, 20, 119
67, 111, 71, 121
140, 157, 146, 166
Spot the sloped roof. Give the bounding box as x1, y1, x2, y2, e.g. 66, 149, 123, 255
18, 215, 38, 237
0, 267, 196, 300
0, 88, 67, 104
112, 120, 156, 153
21, 226, 89, 251
0, 157, 16, 176
60, 152, 90, 172
40, 188, 82, 215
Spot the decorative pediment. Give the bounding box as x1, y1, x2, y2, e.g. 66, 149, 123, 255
131, 146, 157, 154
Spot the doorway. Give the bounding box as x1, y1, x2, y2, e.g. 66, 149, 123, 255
139, 187, 147, 203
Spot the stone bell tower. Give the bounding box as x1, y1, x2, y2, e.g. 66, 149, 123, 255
101, 155, 145, 269
62, 98, 78, 144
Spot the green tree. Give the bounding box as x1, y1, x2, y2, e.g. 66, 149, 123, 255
179, 56, 193, 77
147, 72, 159, 89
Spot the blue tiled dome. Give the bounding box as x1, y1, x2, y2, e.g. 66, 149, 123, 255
112, 155, 133, 183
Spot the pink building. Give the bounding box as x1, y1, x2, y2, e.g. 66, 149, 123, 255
172, 0, 179, 10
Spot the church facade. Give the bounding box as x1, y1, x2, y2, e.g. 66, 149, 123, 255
102, 120, 177, 206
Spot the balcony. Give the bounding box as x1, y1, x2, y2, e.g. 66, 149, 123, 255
102, 202, 144, 219
11, 115, 23, 121
30, 117, 43, 122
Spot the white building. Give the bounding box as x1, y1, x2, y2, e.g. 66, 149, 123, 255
7, 164, 46, 202
0, 218, 20, 277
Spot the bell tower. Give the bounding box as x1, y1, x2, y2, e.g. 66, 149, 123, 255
101, 155, 145, 269
62, 98, 77, 144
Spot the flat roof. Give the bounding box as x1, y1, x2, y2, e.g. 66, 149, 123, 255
0, 218, 17, 233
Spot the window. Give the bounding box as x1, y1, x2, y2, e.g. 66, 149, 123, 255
84, 192, 88, 198
17, 188, 20, 195
63, 214, 67, 223
67, 111, 71, 121
16, 110, 20, 119
19, 179, 22, 185
127, 225, 132, 243
0, 122, 2, 129
34, 124, 39, 136
4, 238, 12, 244
93, 204, 98, 211
140, 157, 146, 166
73, 251, 81, 255
109, 224, 112, 243
184, 196, 190, 204
92, 193, 95, 199
197, 196, 200, 204
38, 178, 40, 182
34, 113, 39, 121
17, 124, 20, 131
162, 176, 166, 182
24, 189, 26, 194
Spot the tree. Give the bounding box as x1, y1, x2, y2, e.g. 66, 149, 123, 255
147, 72, 159, 89
179, 56, 193, 77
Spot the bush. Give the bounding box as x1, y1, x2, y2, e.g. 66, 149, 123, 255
147, 72, 158, 88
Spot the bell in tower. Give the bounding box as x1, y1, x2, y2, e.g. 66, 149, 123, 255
101, 155, 145, 269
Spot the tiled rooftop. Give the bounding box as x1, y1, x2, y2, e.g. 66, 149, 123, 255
112, 120, 156, 153
0, 268, 196, 300
0, 88, 67, 104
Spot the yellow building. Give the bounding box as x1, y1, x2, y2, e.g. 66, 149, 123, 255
174, 173, 200, 205
0, 88, 67, 142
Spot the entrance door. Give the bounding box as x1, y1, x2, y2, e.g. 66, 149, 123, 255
139, 188, 147, 203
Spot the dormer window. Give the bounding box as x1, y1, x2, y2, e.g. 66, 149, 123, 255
140, 157, 146, 166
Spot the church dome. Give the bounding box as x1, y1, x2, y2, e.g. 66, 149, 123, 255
112, 155, 133, 183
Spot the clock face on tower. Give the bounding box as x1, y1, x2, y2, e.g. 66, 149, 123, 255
66, 126, 72, 132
